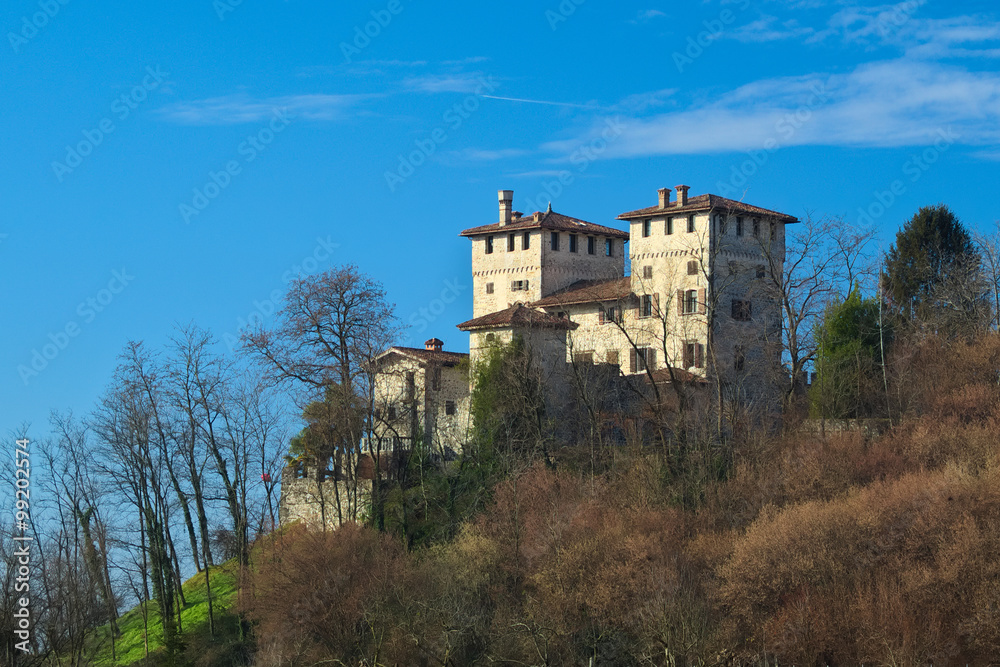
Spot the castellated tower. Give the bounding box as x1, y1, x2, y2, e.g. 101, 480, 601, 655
460, 191, 630, 318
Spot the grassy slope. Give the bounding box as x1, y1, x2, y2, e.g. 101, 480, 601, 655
88, 563, 242, 667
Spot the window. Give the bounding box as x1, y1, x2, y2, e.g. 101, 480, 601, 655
736, 216, 744, 237
731, 299, 752, 321
445, 400, 456, 416
551, 232, 560, 251
523, 231, 531, 250
388, 406, 397, 420
569, 234, 578, 253
432, 367, 442, 391
485, 235, 494, 254
573, 351, 595, 365
666, 217, 674, 235
485, 333, 497, 344
687, 215, 696, 233
630, 347, 655, 373
486, 282, 494, 294
605, 239, 614, 256
769, 221, 776, 241
753, 218, 760, 238
587, 236, 595, 255
599, 305, 622, 324
641, 294, 654, 318
687, 260, 699, 276
734, 345, 746, 373
683, 289, 699, 315
511, 280, 529, 291
719, 215, 728, 235
642, 219, 651, 237
508, 233, 515, 252
642, 265, 653, 280
606, 350, 620, 365
756, 265, 766, 279
683, 342, 705, 369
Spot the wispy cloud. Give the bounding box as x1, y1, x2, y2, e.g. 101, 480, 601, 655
543, 59, 1000, 158
449, 148, 531, 161
728, 15, 815, 42
628, 9, 666, 24
403, 73, 491, 94
158, 93, 366, 125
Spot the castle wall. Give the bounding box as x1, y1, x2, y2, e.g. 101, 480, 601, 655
279, 464, 372, 530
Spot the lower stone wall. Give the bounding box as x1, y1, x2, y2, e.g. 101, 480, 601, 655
279, 465, 372, 530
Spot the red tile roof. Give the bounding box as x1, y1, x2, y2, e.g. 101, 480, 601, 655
617, 194, 799, 224
531, 277, 633, 308
378, 346, 469, 366
460, 210, 630, 239
457, 303, 579, 331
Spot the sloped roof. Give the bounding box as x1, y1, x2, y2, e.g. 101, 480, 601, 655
531, 277, 633, 308
457, 303, 579, 331
377, 346, 469, 367
617, 194, 799, 224
460, 210, 630, 239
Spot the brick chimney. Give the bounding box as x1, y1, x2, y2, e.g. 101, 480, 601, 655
658, 187, 672, 208
424, 338, 444, 352
676, 185, 690, 206
499, 190, 513, 226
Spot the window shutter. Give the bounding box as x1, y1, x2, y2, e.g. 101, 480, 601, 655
695, 344, 704, 369
648, 349, 656, 371
629, 349, 637, 373
677, 290, 684, 316
698, 288, 707, 314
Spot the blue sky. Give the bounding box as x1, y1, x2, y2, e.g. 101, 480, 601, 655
3, 0, 999, 437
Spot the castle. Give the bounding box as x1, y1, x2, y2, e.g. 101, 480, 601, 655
280, 185, 796, 528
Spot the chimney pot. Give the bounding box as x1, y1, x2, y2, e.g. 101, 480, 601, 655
499, 190, 514, 226
676, 185, 690, 206
424, 338, 444, 352
658, 188, 672, 208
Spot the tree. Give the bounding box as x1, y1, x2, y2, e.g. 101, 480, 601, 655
883, 204, 989, 335
810, 286, 890, 420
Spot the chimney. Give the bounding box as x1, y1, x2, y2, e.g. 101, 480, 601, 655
676, 185, 690, 206
424, 338, 444, 352
658, 187, 672, 208
499, 190, 513, 226
534, 211, 542, 222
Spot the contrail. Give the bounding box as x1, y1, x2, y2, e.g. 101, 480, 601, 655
480, 94, 602, 110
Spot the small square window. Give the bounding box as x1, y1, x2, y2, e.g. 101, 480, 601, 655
606, 350, 619, 365
756, 265, 766, 279
587, 236, 595, 255
551, 232, 560, 251
687, 260, 699, 276
485, 236, 494, 254
486, 282, 494, 294
445, 401, 456, 416
643, 265, 653, 280
731, 299, 752, 321
388, 406, 397, 420
569, 234, 578, 253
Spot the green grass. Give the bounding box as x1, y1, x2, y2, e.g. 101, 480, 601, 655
85, 562, 244, 667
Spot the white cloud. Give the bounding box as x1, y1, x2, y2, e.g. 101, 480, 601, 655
158, 93, 367, 125
727, 15, 815, 42
403, 73, 490, 94
542, 60, 1000, 158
